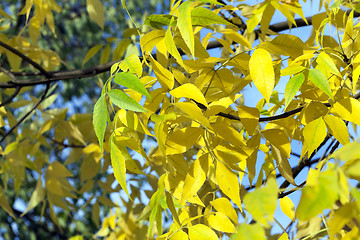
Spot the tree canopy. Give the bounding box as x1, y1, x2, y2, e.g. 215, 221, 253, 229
1, 0, 360, 239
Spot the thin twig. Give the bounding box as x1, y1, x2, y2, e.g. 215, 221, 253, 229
0, 86, 21, 107
0, 83, 50, 144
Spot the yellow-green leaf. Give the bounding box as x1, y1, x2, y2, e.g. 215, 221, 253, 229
285, 73, 305, 109
21, 178, 45, 217
232, 223, 266, 240
249, 48, 274, 103
296, 169, 339, 220
86, 0, 104, 29
307, 69, 333, 99
303, 118, 327, 157
178, 1, 195, 57
191, 7, 234, 26
93, 94, 108, 151
119, 54, 142, 77
111, 135, 130, 199
243, 178, 277, 227
83, 45, 104, 66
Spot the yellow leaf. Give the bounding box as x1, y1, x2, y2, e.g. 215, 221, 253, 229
323, 115, 349, 146
249, 48, 275, 103
140, 30, 166, 53
263, 129, 291, 158
352, 53, 360, 94
119, 54, 142, 77
331, 98, 360, 126
178, 1, 195, 57
271, 1, 296, 26
166, 127, 203, 155
188, 224, 218, 240
216, 161, 242, 210
212, 121, 246, 147
149, 56, 174, 90
280, 196, 295, 220
83, 44, 103, 65
21, 178, 45, 217
29, 16, 40, 44
301, 101, 328, 125
272, 145, 295, 186
170, 230, 188, 240
110, 135, 131, 199
165, 28, 185, 68
205, 94, 241, 117
174, 102, 212, 130
238, 106, 259, 135
170, 83, 208, 107
219, 29, 252, 49
260, 34, 305, 58
86, 0, 104, 29
0, 186, 15, 219
210, 198, 238, 224
329, 202, 357, 238
207, 212, 236, 233
181, 154, 207, 204
100, 45, 110, 65
303, 118, 327, 157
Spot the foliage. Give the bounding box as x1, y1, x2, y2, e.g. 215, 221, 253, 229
1, 0, 360, 239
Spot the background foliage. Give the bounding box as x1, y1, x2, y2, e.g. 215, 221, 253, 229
1, 0, 360, 239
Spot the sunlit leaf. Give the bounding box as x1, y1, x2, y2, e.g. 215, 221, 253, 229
107, 89, 146, 112
93, 94, 108, 151
114, 72, 151, 98
249, 48, 274, 103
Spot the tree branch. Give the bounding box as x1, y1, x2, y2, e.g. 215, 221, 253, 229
0, 83, 51, 144
4, 10, 359, 88
0, 41, 51, 78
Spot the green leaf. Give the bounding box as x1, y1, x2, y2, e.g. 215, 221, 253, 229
178, 1, 195, 57
308, 68, 333, 99
144, 14, 177, 28
285, 73, 305, 109
113, 72, 151, 98
107, 89, 146, 112
191, 7, 234, 26
92, 94, 108, 151
110, 135, 130, 198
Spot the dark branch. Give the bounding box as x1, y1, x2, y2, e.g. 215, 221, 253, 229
0, 41, 51, 78
0, 83, 51, 144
